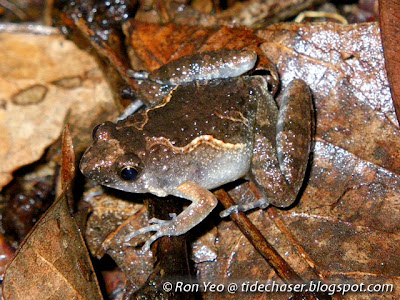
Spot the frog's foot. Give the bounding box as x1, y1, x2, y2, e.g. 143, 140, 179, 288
219, 198, 270, 218
124, 213, 178, 252
125, 181, 218, 253
127, 70, 149, 80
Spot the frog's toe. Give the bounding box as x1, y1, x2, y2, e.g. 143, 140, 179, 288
141, 231, 165, 252
219, 198, 270, 218
124, 223, 162, 242
125, 214, 180, 251
148, 214, 177, 225
127, 70, 149, 80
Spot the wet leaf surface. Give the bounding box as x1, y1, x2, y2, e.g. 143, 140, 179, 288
379, 0, 400, 124
189, 22, 399, 298
84, 189, 154, 289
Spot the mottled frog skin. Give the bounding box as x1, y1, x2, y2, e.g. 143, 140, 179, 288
80, 50, 313, 251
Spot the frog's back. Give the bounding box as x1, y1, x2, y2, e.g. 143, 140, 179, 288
118, 76, 269, 147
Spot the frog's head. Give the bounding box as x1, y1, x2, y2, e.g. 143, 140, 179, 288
80, 121, 167, 196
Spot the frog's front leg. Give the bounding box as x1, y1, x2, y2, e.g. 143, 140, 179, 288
221, 80, 313, 217
125, 181, 218, 252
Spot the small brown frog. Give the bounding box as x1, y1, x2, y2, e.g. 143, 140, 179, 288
80, 50, 314, 252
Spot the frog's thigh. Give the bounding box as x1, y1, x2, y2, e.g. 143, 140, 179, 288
249, 80, 312, 207
170, 181, 218, 235
276, 80, 313, 196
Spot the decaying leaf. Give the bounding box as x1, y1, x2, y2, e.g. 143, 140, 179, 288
84, 189, 154, 290
2, 127, 102, 300
2, 190, 103, 300
0, 30, 115, 190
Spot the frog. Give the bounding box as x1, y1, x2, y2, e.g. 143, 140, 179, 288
80, 49, 314, 252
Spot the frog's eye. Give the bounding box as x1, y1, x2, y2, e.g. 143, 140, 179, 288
120, 166, 140, 181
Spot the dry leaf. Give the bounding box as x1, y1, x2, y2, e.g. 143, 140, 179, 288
84, 189, 154, 291
2, 126, 102, 300
2, 190, 103, 300
123, 21, 265, 72
0, 30, 115, 190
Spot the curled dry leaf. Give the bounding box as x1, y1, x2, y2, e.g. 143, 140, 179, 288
0, 29, 115, 190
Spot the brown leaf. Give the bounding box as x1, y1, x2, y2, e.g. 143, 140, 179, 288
191, 22, 400, 298
2, 189, 102, 300
123, 21, 265, 72
61, 125, 75, 189
60, 124, 76, 208
0, 29, 115, 190
379, 0, 400, 124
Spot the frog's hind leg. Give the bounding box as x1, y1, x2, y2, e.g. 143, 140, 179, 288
221, 80, 313, 217
276, 79, 314, 200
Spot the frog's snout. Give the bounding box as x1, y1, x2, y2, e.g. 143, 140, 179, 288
79, 146, 112, 185
79, 149, 98, 180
